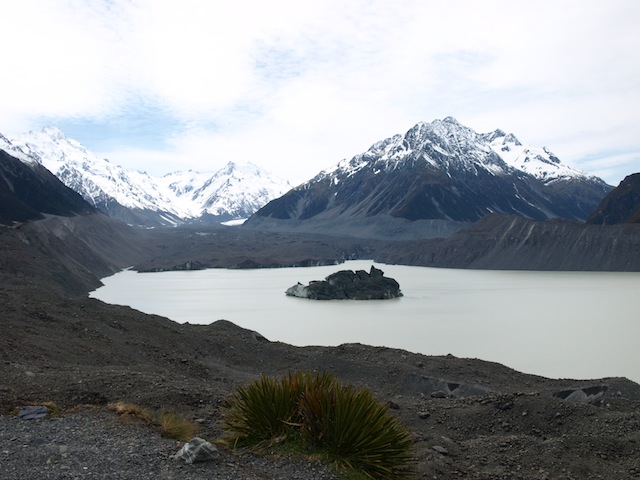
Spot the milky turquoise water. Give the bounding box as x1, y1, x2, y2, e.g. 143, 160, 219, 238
91, 261, 640, 384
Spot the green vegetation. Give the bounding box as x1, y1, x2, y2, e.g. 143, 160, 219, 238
221, 371, 414, 479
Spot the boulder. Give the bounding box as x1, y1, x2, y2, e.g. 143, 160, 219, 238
18, 406, 50, 420
285, 265, 402, 300
171, 437, 219, 464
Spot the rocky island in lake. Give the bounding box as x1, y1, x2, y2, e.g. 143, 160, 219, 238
285, 265, 402, 300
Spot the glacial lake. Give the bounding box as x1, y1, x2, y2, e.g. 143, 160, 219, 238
90, 260, 640, 384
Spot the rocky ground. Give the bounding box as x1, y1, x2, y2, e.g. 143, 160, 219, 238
1, 218, 640, 479
0, 407, 340, 479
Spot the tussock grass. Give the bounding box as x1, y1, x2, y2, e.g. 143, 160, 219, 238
108, 401, 153, 423
221, 371, 415, 479
109, 401, 197, 441
157, 410, 198, 441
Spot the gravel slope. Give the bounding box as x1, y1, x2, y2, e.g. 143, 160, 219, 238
0, 409, 338, 479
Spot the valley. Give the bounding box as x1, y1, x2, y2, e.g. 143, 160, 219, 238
1, 117, 640, 478
2, 213, 640, 479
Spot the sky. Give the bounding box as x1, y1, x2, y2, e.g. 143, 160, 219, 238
1, 0, 638, 186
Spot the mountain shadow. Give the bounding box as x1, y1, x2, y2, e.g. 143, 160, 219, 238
587, 173, 640, 225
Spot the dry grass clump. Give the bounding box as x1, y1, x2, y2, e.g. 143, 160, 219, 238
157, 410, 198, 442
108, 401, 197, 442
108, 401, 153, 422
40, 401, 62, 417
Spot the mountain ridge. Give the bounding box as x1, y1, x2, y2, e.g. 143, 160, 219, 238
1, 118, 616, 233
587, 173, 640, 225
0, 128, 292, 227
374, 213, 640, 271
246, 117, 611, 237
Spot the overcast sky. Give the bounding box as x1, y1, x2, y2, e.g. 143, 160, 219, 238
1, 0, 638, 186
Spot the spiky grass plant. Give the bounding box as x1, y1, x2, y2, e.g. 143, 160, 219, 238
299, 383, 414, 479
221, 371, 414, 479
222, 373, 297, 446
222, 371, 325, 446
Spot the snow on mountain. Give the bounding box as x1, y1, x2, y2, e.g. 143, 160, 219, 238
249, 117, 612, 230
0, 133, 37, 165
153, 170, 213, 218
323, 117, 596, 184
6, 126, 177, 213
152, 162, 294, 220
318, 117, 507, 184
194, 162, 290, 218
481, 128, 594, 183
1, 127, 292, 225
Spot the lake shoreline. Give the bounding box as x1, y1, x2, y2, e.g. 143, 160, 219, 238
91, 261, 640, 385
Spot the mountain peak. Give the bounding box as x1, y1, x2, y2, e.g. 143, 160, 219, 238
41, 126, 66, 138
422, 117, 477, 143
217, 161, 266, 178
503, 133, 521, 146
223, 160, 237, 170
442, 116, 461, 125
410, 116, 463, 132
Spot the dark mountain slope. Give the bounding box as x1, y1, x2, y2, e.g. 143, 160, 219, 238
375, 214, 640, 271
0, 150, 93, 224
1, 213, 153, 296
0, 148, 150, 294
587, 173, 640, 224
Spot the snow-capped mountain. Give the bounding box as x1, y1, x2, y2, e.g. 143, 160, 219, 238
323, 118, 601, 187
156, 162, 287, 220
247, 117, 611, 235
0, 127, 292, 226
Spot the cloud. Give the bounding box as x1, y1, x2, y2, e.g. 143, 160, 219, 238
97, 146, 187, 177
1, 1, 128, 124
1, 0, 638, 186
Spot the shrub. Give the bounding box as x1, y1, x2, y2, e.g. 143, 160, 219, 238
221, 371, 414, 479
